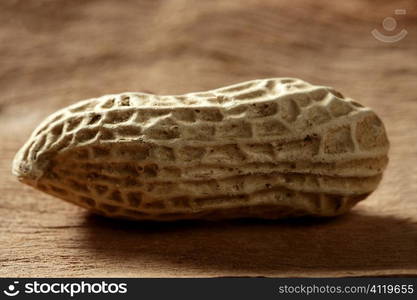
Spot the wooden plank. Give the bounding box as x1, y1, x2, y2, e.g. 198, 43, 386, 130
0, 0, 416, 277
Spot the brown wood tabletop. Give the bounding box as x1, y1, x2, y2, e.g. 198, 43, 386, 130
0, 0, 416, 277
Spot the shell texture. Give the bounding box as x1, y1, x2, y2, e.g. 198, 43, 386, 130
13, 78, 389, 220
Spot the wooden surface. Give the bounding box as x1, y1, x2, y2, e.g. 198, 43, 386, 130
0, 0, 416, 277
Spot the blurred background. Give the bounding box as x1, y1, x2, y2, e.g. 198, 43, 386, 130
0, 0, 416, 277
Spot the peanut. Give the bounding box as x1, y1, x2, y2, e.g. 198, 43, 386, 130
12, 78, 389, 220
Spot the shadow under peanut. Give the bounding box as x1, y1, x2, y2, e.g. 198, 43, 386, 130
81, 210, 417, 275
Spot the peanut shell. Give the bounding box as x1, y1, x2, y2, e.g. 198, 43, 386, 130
12, 78, 389, 220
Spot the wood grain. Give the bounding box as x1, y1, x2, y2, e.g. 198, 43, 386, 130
0, 0, 416, 277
